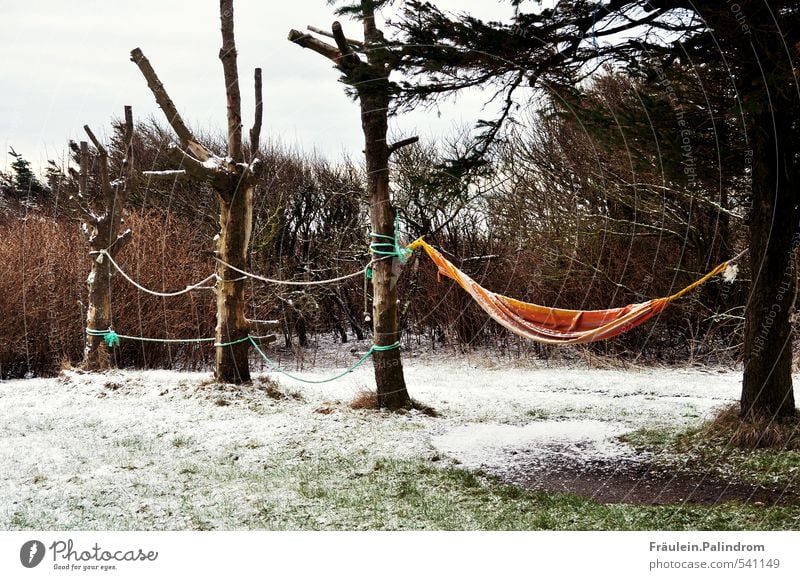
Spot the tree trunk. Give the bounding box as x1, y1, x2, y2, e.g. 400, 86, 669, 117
741, 107, 797, 418
214, 181, 254, 383
132, 5, 260, 385
213, 0, 257, 384
80, 108, 134, 370
361, 91, 411, 409
84, 232, 112, 370
288, 11, 413, 408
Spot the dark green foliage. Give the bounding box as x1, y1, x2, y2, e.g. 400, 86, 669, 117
6, 148, 47, 200
390, 0, 799, 416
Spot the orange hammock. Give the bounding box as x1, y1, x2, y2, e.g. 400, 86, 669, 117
407, 238, 732, 344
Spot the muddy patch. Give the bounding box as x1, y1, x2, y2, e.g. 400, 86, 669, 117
433, 421, 800, 507
502, 458, 800, 507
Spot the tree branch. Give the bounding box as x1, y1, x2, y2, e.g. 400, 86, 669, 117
142, 169, 188, 180
108, 228, 133, 258
249, 67, 263, 159
332, 21, 361, 68
130, 47, 210, 161
119, 105, 135, 194
361, 1, 380, 45
79, 141, 88, 197
307, 25, 364, 49
219, 0, 243, 162
388, 136, 419, 156
288, 29, 342, 63
165, 144, 217, 181
83, 125, 113, 204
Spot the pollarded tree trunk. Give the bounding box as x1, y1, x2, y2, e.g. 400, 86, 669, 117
741, 106, 797, 419
77, 109, 135, 370
84, 231, 113, 370
131, 0, 264, 384
214, 180, 254, 383
213, 0, 253, 384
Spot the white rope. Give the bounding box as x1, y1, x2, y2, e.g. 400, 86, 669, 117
97, 250, 217, 297
214, 256, 371, 286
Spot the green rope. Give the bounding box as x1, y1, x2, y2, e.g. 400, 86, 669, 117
86, 328, 121, 348
249, 336, 399, 384
370, 343, 402, 352
85, 328, 400, 385
369, 213, 412, 264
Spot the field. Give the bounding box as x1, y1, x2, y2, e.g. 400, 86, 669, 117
2, 346, 798, 531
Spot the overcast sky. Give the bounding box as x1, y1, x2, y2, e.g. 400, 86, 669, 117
1, 0, 518, 174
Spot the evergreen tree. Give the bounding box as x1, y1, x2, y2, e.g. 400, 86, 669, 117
392, 0, 799, 421
8, 147, 47, 200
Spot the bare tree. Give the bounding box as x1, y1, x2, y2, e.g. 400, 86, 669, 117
130, 0, 263, 383
289, 2, 417, 409
71, 107, 135, 370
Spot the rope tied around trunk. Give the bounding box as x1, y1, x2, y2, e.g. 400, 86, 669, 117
369, 213, 412, 264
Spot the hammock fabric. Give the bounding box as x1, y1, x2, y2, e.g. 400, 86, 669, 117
407, 238, 731, 345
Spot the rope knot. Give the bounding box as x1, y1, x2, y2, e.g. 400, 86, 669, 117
103, 330, 121, 348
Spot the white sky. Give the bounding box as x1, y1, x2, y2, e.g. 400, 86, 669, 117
0, 0, 517, 173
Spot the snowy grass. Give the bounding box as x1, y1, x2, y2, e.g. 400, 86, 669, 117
1, 353, 798, 530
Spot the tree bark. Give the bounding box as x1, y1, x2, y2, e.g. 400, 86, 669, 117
219, 0, 243, 162
214, 179, 254, 383
358, 2, 412, 410
81, 107, 134, 370
288, 7, 413, 409
741, 105, 797, 418
212, 0, 255, 384
131, 5, 260, 384
84, 231, 112, 371
361, 90, 411, 409
726, 0, 800, 419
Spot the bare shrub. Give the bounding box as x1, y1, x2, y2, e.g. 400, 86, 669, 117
350, 389, 379, 410
0, 209, 216, 377
0, 217, 85, 378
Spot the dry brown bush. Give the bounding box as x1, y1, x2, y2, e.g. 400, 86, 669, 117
0, 209, 216, 377
350, 389, 379, 410
0, 217, 85, 378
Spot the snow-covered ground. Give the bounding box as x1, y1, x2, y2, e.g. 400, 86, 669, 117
0, 346, 749, 528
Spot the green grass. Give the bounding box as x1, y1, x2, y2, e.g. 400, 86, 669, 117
5, 452, 799, 530
113, 434, 154, 453
171, 435, 195, 448
621, 426, 800, 492
224, 456, 800, 530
